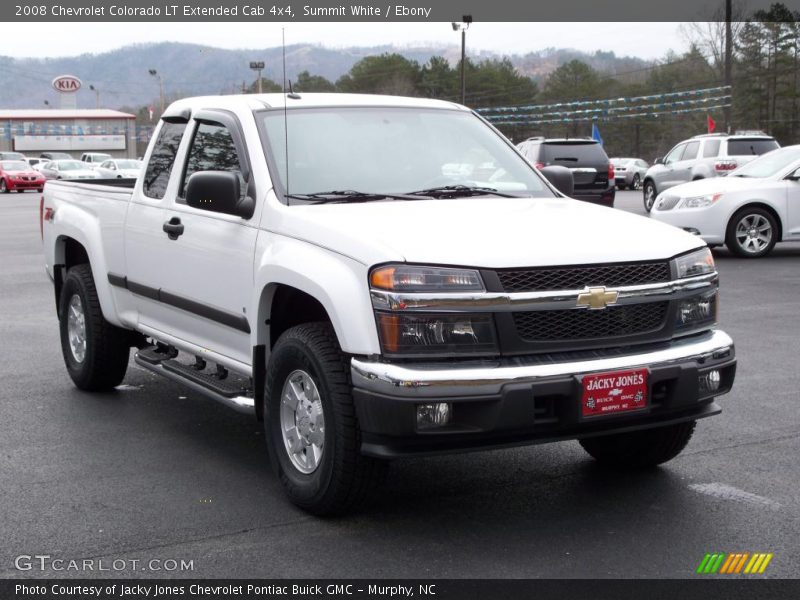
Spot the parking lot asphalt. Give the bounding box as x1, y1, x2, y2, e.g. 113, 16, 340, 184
1, 189, 799, 579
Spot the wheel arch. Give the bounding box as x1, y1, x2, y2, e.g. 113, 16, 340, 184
727, 201, 784, 242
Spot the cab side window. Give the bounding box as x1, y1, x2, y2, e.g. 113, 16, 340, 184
702, 139, 721, 158
664, 144, 686, 165
181, 122, 243, 198
682, 141, 700, 161
143, 121, 187, 200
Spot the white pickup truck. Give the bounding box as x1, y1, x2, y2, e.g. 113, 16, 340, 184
42, 93, 736, 515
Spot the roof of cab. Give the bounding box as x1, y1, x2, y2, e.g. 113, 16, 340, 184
165, 93, 467, 114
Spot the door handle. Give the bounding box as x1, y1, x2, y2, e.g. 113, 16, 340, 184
162, 217, 184, 240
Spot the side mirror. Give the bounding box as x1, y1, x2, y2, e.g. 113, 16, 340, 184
540, 165, 574, 197
185, 171, 255, 219
654, 157, 665, 165
787, 167, 800, 181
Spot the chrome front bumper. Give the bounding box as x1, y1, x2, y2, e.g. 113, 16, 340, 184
351, 329, 734, 398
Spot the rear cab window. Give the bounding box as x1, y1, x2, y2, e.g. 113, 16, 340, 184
143, 122, 187, 199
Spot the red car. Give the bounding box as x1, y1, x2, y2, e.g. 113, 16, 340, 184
0, 159, 46, 193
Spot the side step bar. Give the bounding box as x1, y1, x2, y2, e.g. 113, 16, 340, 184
134, 352, 255, 415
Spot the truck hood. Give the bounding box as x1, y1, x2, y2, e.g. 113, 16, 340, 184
274, 197, 704, 268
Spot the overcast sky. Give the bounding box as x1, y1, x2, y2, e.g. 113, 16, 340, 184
5, 22, 687, 60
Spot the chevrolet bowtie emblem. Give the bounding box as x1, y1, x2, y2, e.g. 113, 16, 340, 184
576, 287, 619, 310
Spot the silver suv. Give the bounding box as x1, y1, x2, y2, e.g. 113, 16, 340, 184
642, 132, 779, 212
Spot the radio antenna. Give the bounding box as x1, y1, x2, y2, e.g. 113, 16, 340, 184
282, 28, 290, 196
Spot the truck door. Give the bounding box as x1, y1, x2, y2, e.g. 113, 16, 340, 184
137, 111, 258, 367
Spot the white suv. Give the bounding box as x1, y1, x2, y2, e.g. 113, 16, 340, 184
642, 132, 779, 212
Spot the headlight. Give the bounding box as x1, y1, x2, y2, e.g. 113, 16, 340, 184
370, 265, 484, 292
675, 290, 717, 330
376, 312, 498, 357
673, 248, 715, 279
678, 193, 722, 209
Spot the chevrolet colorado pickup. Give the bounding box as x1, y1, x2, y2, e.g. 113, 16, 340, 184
42, 93, 736, 515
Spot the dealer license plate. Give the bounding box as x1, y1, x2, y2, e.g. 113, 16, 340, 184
581, 368, 649, 418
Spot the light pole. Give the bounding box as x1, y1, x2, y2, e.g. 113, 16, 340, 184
148, 69, 165, 114
89, 84, 100, 108
451, 15, 472, 106
249, 61, 265, 94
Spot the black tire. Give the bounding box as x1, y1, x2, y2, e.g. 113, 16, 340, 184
617, 183, 626, 190
642, 180, 657, 212
0, 179, 7, 193
631, 173, 641, 190
579, 421, 696, 468
725, 207, 778, 258
264, 322, 386, 515
58, 264, 130, 391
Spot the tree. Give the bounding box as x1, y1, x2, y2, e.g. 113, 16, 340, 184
542, 60, 603, 102
336, 53, 421, 96
295, 70, 336, 92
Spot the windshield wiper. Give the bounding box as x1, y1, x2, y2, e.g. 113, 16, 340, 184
285, 190, 422, 203
405, 185, 519, 198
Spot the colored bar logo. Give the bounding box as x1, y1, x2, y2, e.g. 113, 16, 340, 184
697, 552, 773, 574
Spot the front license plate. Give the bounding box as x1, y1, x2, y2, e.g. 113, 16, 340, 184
581, 368, 648, 418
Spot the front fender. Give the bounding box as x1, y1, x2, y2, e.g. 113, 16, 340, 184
252, 234, 380, 356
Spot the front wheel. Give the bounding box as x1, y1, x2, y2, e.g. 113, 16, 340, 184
642, 180, 657, 212
264, 322, 386, 515
0, 179, 7, 193
58, 264, 131, 391
579, 421, 696, 468
725, 207, 778, 258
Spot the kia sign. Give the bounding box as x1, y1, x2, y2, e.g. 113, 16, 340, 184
52, 75, 82, 93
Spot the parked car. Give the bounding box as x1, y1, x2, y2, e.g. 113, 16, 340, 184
32, 160, 51, 172
80, 152, 113, 168
642, 132, 780, 212
650, 145, 800, 257
0, 159, 46, 193
610, 157, 648, 190
26, 157, 47, 170
94, 158, 143, 179
41, 93, 735, 515
517, 137, 615, 205
40, 160, 99, 181
0, 151, 27, 161
40, 152, 73, 161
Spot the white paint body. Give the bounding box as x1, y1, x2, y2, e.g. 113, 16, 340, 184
42, 93, 707, 376
650, 154, 800, 246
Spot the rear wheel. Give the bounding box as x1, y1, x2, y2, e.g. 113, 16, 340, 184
264, 322, 386, 515
643, 180, 657, 212
579, 421, 696, 468
725, 207, 778, 258
58, 264, 131, 391
631, 173, 641, 190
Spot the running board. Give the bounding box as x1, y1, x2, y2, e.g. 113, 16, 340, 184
134, 352, 255, 414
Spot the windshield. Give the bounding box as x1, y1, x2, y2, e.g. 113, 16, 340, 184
2, 153, 25, 160
57, 161, 85, 171
259, 107, 552, 199
1, 161, 28, 170
116, 160, 141, 169
731, 146, 800, 178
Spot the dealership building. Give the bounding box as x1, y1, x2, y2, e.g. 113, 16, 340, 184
0, 74, 139, 159
0, 109, 137, 158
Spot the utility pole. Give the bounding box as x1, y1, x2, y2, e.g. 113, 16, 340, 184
250, 61, 265, 94
724, 0, 732, 132
451, 15, 472, 106
148, 69, 165, 115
